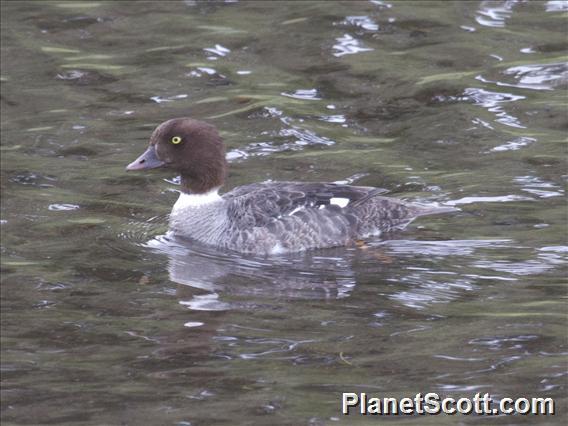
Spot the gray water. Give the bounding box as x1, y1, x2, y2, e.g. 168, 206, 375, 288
1, 1, 567, 425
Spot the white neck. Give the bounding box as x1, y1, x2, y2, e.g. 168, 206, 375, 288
172, 188, 222, 211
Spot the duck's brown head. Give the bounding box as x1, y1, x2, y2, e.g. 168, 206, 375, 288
126, 118, 227, 194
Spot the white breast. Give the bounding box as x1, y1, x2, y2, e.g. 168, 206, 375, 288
172, 188, 222, 212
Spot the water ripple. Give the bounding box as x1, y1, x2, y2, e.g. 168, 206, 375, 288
473, 259, 556, 276
179, 293, 230, 311
150, 93, 188, 104
488, 136, 536, 153
475, 0, 517, 28
514, 175, 564, 198
187, 66, 217, 77
477, 62, 568, 91
546, 0, 568, 12
504, 62, 568, 90
342, 16, 379, 31
48, 203, 80, 211
226, 107, 335, 160
463, 88, 526, 128
332, 34, 373, 57
318, 114, 346, 124
445, 195, 533, 206
376, 239, 513, 257
203, 44, 230, 58
281, 89, 321, 100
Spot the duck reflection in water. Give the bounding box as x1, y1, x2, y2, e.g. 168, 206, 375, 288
145, 232, 363, 308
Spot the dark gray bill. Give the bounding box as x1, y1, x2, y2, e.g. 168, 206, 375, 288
126, 145, 165, 171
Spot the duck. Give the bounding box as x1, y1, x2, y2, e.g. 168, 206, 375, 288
126, 118, 456, 255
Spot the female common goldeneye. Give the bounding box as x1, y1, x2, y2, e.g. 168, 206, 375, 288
126, 118, 455, 254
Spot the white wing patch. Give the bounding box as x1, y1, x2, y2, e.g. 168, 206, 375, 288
330, 197, 350, 208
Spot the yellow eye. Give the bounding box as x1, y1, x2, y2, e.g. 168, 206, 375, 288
171, 136, 182, 144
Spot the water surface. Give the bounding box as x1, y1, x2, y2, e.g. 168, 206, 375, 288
1, 1, 567, 425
